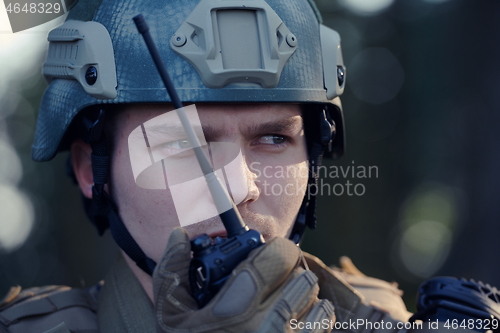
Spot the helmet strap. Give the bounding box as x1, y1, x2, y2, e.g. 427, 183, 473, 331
288, 141, 323, 244
82, 110, 157, 276
80, 107, 334, 270
289, 108, 335, 244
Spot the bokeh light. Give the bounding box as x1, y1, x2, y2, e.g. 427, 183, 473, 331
0, 11, 66, 252
0, 184, 34, 251
339, 0, 394, 16
399, 220, 452, 278
0, 138, 23, 185
348, 47, 405, 104
394, 183, 459, 279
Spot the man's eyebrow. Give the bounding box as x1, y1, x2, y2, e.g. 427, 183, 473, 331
199, 117, 303, 142
241, 117, 303, 137
143, 123, 201, 138
138, 116, 302, 142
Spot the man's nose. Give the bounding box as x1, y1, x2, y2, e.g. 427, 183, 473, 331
209, 142, 259, 206
240, 158, 260, 204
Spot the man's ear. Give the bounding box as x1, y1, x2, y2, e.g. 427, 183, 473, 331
71, 139, 93, 199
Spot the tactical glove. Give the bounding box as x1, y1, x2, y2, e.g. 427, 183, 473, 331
152, 227, 335, 333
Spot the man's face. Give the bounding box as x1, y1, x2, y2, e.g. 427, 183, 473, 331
109, 103, 308, 263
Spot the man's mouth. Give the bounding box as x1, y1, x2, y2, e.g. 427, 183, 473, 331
207, 230, 227, 239
185, 211, 274, 241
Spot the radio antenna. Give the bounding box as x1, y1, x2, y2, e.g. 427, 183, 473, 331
133, 14, 247, 237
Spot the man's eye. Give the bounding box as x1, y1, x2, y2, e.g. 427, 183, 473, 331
167, 139, 192, 149
256, 135, 286, 145
152, 139, 193, 157
157, 138, 192, 150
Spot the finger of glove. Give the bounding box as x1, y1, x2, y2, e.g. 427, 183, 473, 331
244, 237, 302, 298
153, 227, 197, 315
256, 270, 321, 333
208, 237, 302, 318
157, 237, 302, 333
298, 299, 336, 333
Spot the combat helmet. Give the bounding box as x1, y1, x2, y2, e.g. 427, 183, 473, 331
33, 0, 347, 274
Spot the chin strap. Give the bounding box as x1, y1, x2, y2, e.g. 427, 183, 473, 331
78, 107, 333, 270
289, 108, 336, 245
82, 109, 157, 276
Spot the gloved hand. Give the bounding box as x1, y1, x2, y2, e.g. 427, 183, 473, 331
301, 252, 411, 332
152, 227, 335, 333
305, 253, 412, 322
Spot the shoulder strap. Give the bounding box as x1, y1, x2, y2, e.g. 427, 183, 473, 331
0, 286, 69, 312
304, 252, 408, 333
0, 284, 101, 333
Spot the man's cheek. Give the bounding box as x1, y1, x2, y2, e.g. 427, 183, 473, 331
211, 143, 249, 205
127, 188, 177, 227
167, 142, 250, 227
294, 164, 309, 198
170, 177, 220, 226
258, 163, 308, 198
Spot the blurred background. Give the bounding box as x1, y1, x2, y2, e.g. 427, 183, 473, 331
1, 0, 499, 311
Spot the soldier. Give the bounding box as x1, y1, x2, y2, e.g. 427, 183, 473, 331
2, 0, 493, 332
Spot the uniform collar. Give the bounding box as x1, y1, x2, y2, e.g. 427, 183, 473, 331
97, 254, 156, 332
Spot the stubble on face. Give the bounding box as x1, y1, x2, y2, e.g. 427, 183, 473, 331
184, 104, 309, 242
109, 103, 308, 262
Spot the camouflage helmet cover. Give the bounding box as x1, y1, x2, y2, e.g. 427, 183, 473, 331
32, 0, 345, 161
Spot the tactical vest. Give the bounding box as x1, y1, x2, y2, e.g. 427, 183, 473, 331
0, 254, 413, 333
0, 284, 101, 333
